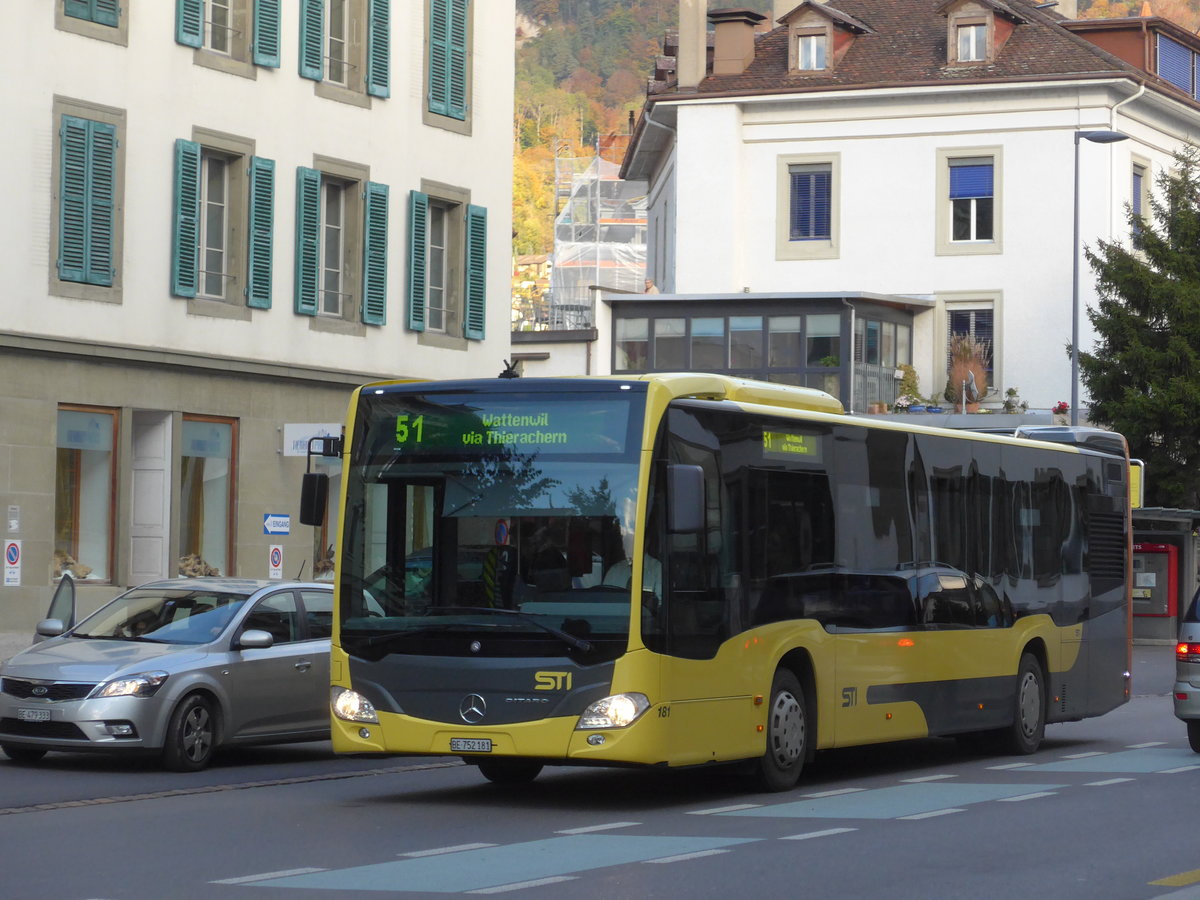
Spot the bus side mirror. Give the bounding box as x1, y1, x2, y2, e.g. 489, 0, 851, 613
299, 472, 329, 526
667, 464, 705, 534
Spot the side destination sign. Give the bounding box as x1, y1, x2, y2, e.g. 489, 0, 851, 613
762, 430, 823, 463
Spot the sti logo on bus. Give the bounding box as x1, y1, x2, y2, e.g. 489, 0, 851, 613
535, 672, 572, 691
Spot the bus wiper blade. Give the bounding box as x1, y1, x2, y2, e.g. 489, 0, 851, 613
433, 606, 593, 653
359, 622, 503, 647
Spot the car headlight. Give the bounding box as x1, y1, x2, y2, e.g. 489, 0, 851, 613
331, 686, 379, 723
576, 693, 650, 729
92, 671, 169, 699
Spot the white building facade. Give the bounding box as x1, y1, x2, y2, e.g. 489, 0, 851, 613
612, 0, 1200, 415
0, 0, 514, 629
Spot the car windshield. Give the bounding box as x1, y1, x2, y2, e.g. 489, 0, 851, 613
72, 588, 252, 645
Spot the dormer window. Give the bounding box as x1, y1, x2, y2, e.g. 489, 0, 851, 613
797, 30, 827, 70
938, 0, 1024, 66
780, 1, 873, 75
957, 22, 987, 62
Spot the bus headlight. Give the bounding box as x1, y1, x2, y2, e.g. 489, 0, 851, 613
576, 693, 650, 729
331, 686, 378, 724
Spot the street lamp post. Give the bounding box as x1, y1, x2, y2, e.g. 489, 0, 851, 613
1071, 129, 1129, 426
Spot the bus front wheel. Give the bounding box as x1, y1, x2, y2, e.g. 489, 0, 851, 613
756, 669, 808, 792
476, 758, 543, 784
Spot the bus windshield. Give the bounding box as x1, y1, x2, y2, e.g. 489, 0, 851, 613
338, 386, 647, 663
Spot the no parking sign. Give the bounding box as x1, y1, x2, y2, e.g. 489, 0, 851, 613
4, 540, 19, 586
269, 544, 283, 580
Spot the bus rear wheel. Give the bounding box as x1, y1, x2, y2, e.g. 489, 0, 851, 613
1002, 652, 1046, 755
756, 669, 808, 792
477, 758, 543, 785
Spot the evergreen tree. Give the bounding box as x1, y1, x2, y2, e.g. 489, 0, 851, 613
1080, 146, 1200, 508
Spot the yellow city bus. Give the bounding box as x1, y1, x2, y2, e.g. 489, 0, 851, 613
301, 374, 1132, 791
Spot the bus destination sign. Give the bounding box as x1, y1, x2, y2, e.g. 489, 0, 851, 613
762, 429, 823, 462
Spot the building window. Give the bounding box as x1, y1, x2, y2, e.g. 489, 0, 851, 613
777, 154, 839, 260
947, 306, 995, 386
300, 0, 390, 104
937, 148, 1001, 255
64, 0, 119, 26
615, 318, 648, 371
296, 162, 388, 328
59, 0, 128, 44
175, 0, 281, 73
53, 101, 126, 301
950, 158, 993, 242
426, 0, 471, 132
407, 186, 485, 341
957, 23, 986, 62
55, 406, 117, 583
805, 313, 841, 366
797, 32, 826, 70
769, 316, 803, 368
171, 134, 274, 311
179, 416, 236, 578
730, 317, 763, 368
1132, 160, 1150, 238
655, 318, 686, 369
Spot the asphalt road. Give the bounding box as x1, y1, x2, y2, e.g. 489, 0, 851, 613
0, 642, 1189, 900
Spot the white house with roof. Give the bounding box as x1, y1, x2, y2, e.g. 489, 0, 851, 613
567, 0, 1200, 418
0, 0, 514, 629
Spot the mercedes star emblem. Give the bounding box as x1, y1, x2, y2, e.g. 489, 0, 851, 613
459, 693, 487, 724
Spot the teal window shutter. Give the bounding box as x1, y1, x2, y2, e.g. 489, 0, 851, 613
94, 0, 120, 27
176, 0, 203, 48
294, 167, 321, 316
58, 116, 117, 287
247, 156, 275, 309
447, 0, 468, 120
366, 0, 391, 98
427, 0, 449, 116
463, 204, 486, 340
67, 0, 118, 25
170, 139, 201, 298
298, 0, 324, 81
407, 190, 428, 332
253, 0, 281, 67
362, 182, 389, 325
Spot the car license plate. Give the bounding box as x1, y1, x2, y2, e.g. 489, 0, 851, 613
17, 708, 51, 723
450, 738, 492, 752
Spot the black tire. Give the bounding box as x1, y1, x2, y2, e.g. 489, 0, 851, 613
162, 693, 217, 772
1, 744, 47, 764
476, 758, 543, 784
1002, 652, 1046, 755
1187, 720, 1200, 754
756, 668, 809, 792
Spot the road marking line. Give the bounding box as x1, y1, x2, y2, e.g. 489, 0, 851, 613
1061, 751, 1106, 759
1085, 778, 1135, 786
987, 762, 1034, 770
401, 843, 498, 857
996, 791, 1057, 802
899, 808, 965, 820
1150, 868, 1200, 887
645, 849, 734, 864
901, 774, 956, 782
802, 788, 867, 798
1128, 742, 1166, 748
211, 868, 326, 884
467, 876, 578, 894
556, 822, 641, 834
1158, 765, 1200, 774
780, 828, 858, 841
687, 803, 762, 815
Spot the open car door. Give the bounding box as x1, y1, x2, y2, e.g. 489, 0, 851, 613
33, 573, 76, 644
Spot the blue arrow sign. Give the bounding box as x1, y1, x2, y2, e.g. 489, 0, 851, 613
263, 514, 291, 535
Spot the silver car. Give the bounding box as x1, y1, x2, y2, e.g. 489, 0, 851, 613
1175, 588, 1200, 752
0, 577, 332, 770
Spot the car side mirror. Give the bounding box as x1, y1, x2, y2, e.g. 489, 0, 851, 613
35, 618, 65, 638
237, 629, 275, 650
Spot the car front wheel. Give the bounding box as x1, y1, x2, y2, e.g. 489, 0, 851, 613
1, 744, 47, 764
162, 694, 217, 772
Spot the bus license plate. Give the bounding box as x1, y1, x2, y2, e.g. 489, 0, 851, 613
17, 708, 51, 723
450, 738, 492, 752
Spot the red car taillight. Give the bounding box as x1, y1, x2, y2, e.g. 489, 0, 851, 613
1176, 642, 1200, 663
